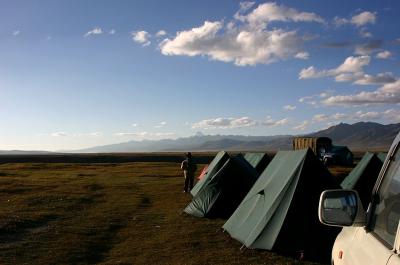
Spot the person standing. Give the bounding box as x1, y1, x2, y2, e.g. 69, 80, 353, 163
181, 152, 196, 193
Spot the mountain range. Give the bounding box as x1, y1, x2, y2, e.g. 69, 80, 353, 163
76, 122, 400, 153
0, 150, 53, 155
1, 122, 398, 154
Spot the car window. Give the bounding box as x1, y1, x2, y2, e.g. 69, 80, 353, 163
371, 145, 400, 247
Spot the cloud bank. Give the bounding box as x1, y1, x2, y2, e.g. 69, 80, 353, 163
334, 11, 377, 27
322, 80, 400, 105
159, 2, 324, 66
192, 116, 289, 129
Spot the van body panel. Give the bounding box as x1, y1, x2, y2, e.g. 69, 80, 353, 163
333, 227, 393, 264
388, 254, 400, 265
326, 131, 400, 265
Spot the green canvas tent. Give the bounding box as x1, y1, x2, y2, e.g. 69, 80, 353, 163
377, 152, 387, 163
184, 154, 259, 219
244, 153, 270, 174
341, 152, 384, 209
191, 151, 230, 197
223, 149, 340, 261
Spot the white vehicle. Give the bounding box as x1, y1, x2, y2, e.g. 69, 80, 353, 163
319, 131, 400, 265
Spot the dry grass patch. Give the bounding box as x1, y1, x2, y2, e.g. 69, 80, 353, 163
0, 162, 323, 265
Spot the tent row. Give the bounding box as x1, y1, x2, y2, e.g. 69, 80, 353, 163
185, 151, 270, 218
223, 149, 339, 259
184, 149, 386, 261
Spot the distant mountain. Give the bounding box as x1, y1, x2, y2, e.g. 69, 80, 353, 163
308, 122, 400, 150
0, 150, 53, 155
3, 122, 395, 154
77, 134, 293, 153
75, 122, 399, 153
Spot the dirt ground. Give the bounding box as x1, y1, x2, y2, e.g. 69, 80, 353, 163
0, 161, 350, 265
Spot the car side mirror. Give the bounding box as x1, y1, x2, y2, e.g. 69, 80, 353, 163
319, 189, 366, 227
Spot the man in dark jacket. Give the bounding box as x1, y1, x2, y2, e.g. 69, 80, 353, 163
181, 152, 196, 192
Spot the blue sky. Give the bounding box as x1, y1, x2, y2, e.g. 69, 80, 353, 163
1, 0, 400, 150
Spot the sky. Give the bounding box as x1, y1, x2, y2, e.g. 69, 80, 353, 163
1, 0, 400, 151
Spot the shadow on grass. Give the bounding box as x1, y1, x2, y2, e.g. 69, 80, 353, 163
0, 187, 33, 194
0, 214, 60, 246
67, 220, 126, 264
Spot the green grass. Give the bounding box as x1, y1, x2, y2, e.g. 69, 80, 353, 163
0, 162, 324, 265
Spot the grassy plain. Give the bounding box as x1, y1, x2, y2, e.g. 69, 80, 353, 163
0, 160, 352, 265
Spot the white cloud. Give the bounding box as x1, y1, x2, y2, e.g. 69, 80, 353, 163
156, 30, 167, 37
334, 72, 397, 85
114, 132, 138, 136
12, 30, 20, 36
132, 123, 138, 127
355, 110, 380, 119
351, 11, 376, 27
299, 92, 340, 107
310, 109, 400, 124
74, 132, 103, 137
132, 30, 151, 46
265, 118, 289, 126
334, 11, 376, 27
311, 112, 354, 123
295, 52, 309, 60
154, 121, 167, 128
323, 92, 400, 105
109, 29, 116, 35
353, 72, 396, 85
299, 66, 323, 79
331, 113, 347, 120
114, 132, 176, 140
294, 108, 400, 133
299, 55, 371, 81
292, 121, 310, 131
283, 105, 296, 111
381, 80, 400, 93
233, 117, 259, 127
160, 21, 302, 66
334, 73, 357, 82
304, 56, 370, 78
322, 80, 400, 105
50, 132, 102, 137
192, 116, 288, 129
192, 117, 255, 129
84, 27, 103, 37
376, 50, 392, 59
160, 21, 223, 57
335, 55, 370, 73
382, 109, 400, 123
51, 132, 68, 137
312, 114, 329, 122
240, 2, 324, 29
159, 2, 324, 66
